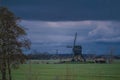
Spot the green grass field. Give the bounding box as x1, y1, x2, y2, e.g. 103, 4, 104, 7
11, 61, 120, 80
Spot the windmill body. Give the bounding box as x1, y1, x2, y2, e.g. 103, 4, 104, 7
73, 45, 82, 56
72, 32, 86, 62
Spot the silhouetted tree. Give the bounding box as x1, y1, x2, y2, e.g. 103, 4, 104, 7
0, 7, 30, 80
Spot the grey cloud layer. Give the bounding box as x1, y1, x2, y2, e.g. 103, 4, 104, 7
21, 20, 120, 43
1, 0, 120, 21
20, 20, 120, 54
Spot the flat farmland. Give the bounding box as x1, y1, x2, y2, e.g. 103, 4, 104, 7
12, 62, 120, 80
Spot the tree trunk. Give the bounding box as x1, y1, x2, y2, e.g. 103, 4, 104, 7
1, 58, 7, 80
7, 57, 12, 80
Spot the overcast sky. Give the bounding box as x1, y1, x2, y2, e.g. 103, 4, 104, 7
1, 0, 120, 21
1, 0, 120, 54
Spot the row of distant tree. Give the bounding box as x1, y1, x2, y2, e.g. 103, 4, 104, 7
26, 52, 120, 60
27, 53, 73, 60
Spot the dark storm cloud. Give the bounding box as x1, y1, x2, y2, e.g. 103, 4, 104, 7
1, 0, 120, 21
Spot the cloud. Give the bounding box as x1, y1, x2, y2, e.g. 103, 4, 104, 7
20, 20, 120, 44
1, 0, 120, 21
19, 20, 120, 54
88, 23, 114, 38
21, 20, 93, 43
88, 22, 120, 42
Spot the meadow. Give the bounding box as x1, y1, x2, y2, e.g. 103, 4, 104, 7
11, 60, 120, 80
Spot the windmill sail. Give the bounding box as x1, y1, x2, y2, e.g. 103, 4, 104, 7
73, 32, 77, 47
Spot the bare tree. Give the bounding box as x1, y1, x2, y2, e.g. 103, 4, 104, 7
108, 47, 115, 64
0, 7, 30, 80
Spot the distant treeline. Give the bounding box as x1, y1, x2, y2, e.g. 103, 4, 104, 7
26, 53, 120, 60
26, 53, 72, 60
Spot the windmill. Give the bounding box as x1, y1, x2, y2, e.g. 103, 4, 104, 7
68, 32, 86, 62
